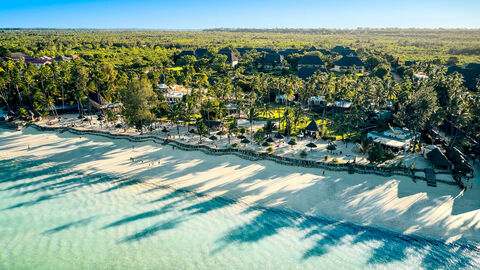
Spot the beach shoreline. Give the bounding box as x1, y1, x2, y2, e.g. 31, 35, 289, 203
1, 125, 480, 244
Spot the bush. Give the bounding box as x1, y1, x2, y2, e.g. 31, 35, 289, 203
324, 155, 329, 161
232, 143, 238, 148
367, 143, 396, 163
322, 135, 336, 141
267, 146, 274, 153
300, 150, 307, 158
332, 158, 339, 164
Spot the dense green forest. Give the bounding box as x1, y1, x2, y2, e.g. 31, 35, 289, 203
1, 28, 479, 63
0, 29, 479, 163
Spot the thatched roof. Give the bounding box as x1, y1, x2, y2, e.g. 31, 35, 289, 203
426, 148, 452, 168
305, 120, 320, 132
306, 142, 317, 148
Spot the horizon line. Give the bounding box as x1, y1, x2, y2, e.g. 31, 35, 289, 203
1, 27, 480, 31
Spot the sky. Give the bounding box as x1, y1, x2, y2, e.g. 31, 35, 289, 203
0, 0, 479, 29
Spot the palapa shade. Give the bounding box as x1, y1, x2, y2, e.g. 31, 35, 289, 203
288, 140, 297, 146
327, 144, 336, 151
306, 142, 317, 148
262, 141, 270, 147
217, 131, 226, 136
189, 129, 196, 133
208, 135, 218, 140
240, 138, 251, 144
237, 135, 246, 139
274, 133, 284, 139
266, 137, 275, 143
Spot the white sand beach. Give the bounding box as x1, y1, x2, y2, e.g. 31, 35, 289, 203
1, 125, 480, 244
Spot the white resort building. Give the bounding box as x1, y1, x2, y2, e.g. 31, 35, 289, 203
367, 127, 420, 151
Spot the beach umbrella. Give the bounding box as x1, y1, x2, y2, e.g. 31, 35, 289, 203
240, 138, 250, 144
306, 142, 317, 149
275, 133, 284, 139
327, 144, 336, 151
262, 141, 271, 147
237, 135, 246, 139
217, 131, 226, 136
209, 135, 218, 141
266, 137, 275, 143
288, 140, 297, 146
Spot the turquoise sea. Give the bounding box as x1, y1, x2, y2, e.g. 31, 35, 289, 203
0, 128, 480, 269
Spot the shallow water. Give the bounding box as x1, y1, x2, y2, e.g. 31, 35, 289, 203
1, 141, 480, 269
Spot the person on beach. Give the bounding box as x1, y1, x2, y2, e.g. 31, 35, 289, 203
322, 170, 325, 176
27, 145, 30, 151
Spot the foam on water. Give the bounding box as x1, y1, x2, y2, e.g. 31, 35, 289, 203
1, 138, 480, 269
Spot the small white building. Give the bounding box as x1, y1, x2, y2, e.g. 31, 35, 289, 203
332, 56, 365, 73
164, 92, 184, 103
275, 94, 294, 104
413, 73, 429, 80
308, 96, 325, 105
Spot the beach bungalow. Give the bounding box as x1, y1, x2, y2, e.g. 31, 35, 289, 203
333, 56, 365, 73
305, 120, 320, 138
297, 55, 324, 69
217, 49, 239, 67
367, 127, 420, 151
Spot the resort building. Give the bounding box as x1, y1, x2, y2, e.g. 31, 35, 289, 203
327, 101, 352, 110
259, 52, 284, 70
164, 92, 184, 103
275, 94, 294, 104
424, 145, 453, 170
194, 48, 210, 59
297, 54, 325, 69
333, 56, 365, 73
304, 119, 320, 138
367, 127, 420, 151
217, 49, 239, 67
177, 50, 195, 58
279, 48, 301, 57
297, 66, 328, 80
226, 103, 238, 115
